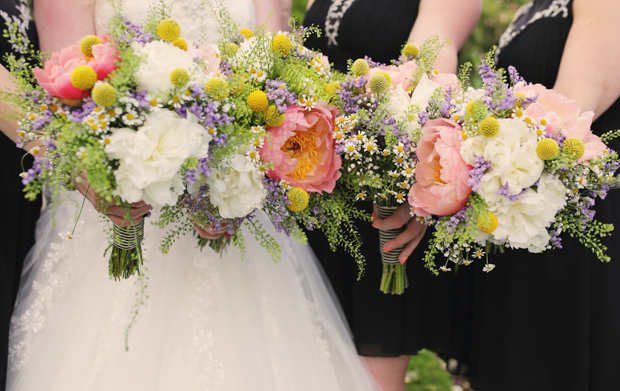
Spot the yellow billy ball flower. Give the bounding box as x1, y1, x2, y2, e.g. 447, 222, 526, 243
173, 37, 188, 51
479, 117, 500, 138
170, 68, 190, 87
240, 28, 254, 38
375, 71, 392, 84
271, 34, 292, 56
71, 65, 97, 90
80, 35, 102, 58
369, 73, 389, 94
563, 137, 585, 160
228, 74, 245, 96
223, 42, 239, 58
402, 43, 419, 57
351, 59, 369, 76
204, 77, 230, 101
325, 81, 341, 96
287, 187, 310, 212
466, 101, 477, 117
265, 105, 285, 127
247, 90, 268, 112
157, 18, 181, 41
536, 138, 560, 160
91, 83, 116, 107
477, 213, 498, 234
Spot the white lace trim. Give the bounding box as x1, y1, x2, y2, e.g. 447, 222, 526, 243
325, 0, 356, 46
8, 216, 87, 372
496, 0, 571, 58
0, 0, 33, 54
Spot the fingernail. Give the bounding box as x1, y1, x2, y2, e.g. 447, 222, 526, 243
400, 256, 408, 265
371, 212, 376, 222
383, 247, 392, 253
372, 222, 378, 228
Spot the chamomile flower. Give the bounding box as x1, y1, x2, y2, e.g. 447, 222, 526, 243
99, 135, 112, 146
394, 156, 405, 166
252, 137, 264, 148
393, 142, 407, 156
299, 94, 317, 111
107, 107, 122, 120
356, 191, 367, 200
388, 170, 399, 178
344, 141, 358, 155
248, 65, 267, 82
402, 166, 414, 178
395, 192, 407, 203
440, 266, 451, 272
364, 139, 378, 154
245, 147, 260, 164
397, 181, 410, 190
463, 260, 473, 266
251, 125, 265, 134
122, 110, 143, 126
472, 248, 485, 259
206, 127, 217, 136
145, 94, 163, 111
167, 94, 183, 109
482, 264, 496, 273
76, 146, 87, 159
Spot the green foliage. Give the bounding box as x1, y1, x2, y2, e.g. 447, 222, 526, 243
406, 350, 454, 391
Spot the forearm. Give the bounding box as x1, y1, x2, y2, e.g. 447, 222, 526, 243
34, 0, 97, 54
254, 0, 284, 32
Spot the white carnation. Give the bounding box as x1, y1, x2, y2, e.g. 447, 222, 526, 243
105, 109, 212, 206
477, 173, 566, 251
132, 41, 205, 95
206, 154, 267, 219
461, 118, 544, 199
386, 73, 440, 141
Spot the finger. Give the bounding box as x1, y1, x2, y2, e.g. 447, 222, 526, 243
398, 223, 428, 264
194, 224, 225, 239
383, 219, 426, 254
129, 201, 148, 208
372, 203, 412, 231
106, 214, 136, 226
129, 205, 153, 220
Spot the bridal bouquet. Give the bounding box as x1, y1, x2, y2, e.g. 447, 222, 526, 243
11, 11, 218, 279
405, 51, 620, 274
156, 9, 367, 266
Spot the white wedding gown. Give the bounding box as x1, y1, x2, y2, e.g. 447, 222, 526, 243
6, 1, 378, 390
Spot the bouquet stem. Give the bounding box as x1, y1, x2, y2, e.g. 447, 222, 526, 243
376, 204, 408, 294
108, 220, 144, 280
197, 235, 232, 256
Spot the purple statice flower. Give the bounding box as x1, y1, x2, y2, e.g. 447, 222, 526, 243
549, 229, 563, 249
418, 111, 429, 127
43, 138, 57, 151
262, 178, 297, 236
266, 79, 297, 113
219, 58, 232, 78
120, 16, 154, 44
67, 98, 97, 123
479, 60, 518, 111
20, 156, 45, 185
337, 77, 368, 115
467, 154, 492, 191
507, 66, 525, 85
496, 182, 529, 202
363, 56, 385, 69
196, 157, 212, 177
185, 169, 198, 185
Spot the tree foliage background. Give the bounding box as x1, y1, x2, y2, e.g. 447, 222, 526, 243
291, 0, 530, 86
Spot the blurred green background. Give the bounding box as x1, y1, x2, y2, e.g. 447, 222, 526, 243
291, 1, 531, 389
292, 0, 530, 87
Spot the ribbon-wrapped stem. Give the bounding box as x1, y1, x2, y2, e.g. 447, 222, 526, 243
376, 204, 408, 294
108, 220, 144, 279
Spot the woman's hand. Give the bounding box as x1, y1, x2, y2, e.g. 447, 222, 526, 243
73, 173, 152, 226
371, 203, 427, 265
193, 221, 232, 240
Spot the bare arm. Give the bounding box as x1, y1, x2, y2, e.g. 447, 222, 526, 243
409, 0, 482, 74
552, 0, 620, 120
34, 0, 96, 54
254, 0, 284, 32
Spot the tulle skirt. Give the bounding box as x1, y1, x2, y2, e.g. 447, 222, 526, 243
7, 193, 378, 391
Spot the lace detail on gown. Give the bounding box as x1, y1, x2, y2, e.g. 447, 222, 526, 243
94, 0, 256, 44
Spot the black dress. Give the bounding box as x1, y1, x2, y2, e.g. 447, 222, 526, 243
0, 1, 40, 388
456, 1, 620, 390
303, 0, 456, 359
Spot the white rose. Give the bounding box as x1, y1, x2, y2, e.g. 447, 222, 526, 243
132, 41, 205, 94
461, 118, 544, 199
206, 154, 267, 219
386, 73, 440, 141
106, 110, 212, 206
477, 173, 566, 250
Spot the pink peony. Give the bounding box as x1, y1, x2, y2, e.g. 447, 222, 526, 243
259, 101, 342, 193
367, 60, 418, 91
33, 35, 118, 101
518, 84, 606, 161
409, 118, 473, 216
188, 44, 220, 74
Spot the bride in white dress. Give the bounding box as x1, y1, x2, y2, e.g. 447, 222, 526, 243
5, 1, 379, 390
